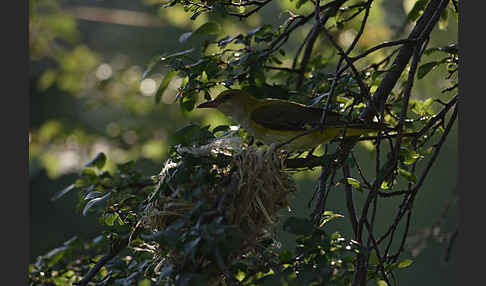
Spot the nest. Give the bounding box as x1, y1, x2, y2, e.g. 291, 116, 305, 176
141, 136, 297, 281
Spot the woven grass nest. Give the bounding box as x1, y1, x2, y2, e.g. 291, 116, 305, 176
141, 136, 297, 279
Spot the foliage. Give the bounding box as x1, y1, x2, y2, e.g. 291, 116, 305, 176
30, 0, 459, 285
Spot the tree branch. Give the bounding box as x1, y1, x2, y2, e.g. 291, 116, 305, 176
359, 0, 450, 122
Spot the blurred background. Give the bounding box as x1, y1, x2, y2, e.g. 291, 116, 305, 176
30, 0, 458, 284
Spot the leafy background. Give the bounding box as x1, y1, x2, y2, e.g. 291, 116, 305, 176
30, 0, 458, 284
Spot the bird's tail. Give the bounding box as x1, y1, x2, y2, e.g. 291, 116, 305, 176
341, 121, 393, 137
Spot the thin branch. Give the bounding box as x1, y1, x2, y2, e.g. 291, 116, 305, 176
343, 164, 359, 237
227, 0, 272, 18
75, 226, 143, 286
319, 1, 371, 125
296, 0, 349, 88
321, 26, 370, 101
444, 228, 458, 262
378, 190, 409, 198
364, 220, 392, 286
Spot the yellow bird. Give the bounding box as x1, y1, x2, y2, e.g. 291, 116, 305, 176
197, 89, 388, 152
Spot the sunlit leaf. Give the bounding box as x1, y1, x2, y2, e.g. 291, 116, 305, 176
398, 168, 417, 183
345, 177, 361, 190
398, 259, 413, 268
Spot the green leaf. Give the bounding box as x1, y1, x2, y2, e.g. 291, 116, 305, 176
44, 246, 68, 267
398, 168, 417, 183
417, 61, 439, 79
320, 211, 344, 226
400, 148, 422, 165
179, 22, 220, 43
376, 280, 389, 286
278, 249, 293, 263
85, 152, 106, 169
104, 213, 118, 226
82, 192, 111, 216
398, 258, 413, 268
345, 177, 361, 190
155, 70, 178, 104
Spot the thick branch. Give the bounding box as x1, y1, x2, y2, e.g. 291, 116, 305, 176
360, 0, 450, 122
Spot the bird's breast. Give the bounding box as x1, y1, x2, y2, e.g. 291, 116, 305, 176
245, 121, 342, 152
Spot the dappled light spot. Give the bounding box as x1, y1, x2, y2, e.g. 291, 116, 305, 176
106, 122, 121, 137
95, 63, 112, 80
59, 150, 80, 171
123, 130, 138, 145
140, 78, 157, 96
338, 30, 356, 49
141, 139, 166, 160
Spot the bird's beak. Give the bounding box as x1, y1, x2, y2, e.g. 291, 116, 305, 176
197, 100, 219, 109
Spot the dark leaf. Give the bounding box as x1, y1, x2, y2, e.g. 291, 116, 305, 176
417, 61, 438, 79
85, 152, 106, 169
180, 94, 196, 111
84, 191, 105, 200
170, 124, 214, 146
158, 264, 174, 281
82, 192, 111, 216
212, 125, 230, 134
142, 229, 180, 247
44, 246, 68, 267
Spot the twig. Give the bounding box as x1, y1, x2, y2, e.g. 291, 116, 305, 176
227, 0, 272, 18
444, 228, 458, 262
75, 226, 143, 286
338, 39, 417, 75
343, 164, 358, 237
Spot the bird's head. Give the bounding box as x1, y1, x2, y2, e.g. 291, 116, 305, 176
197, 89, 258, 123
197, 89, 247, 109
197, 89, 257, 119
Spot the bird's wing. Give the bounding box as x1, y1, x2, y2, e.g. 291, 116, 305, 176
249, 101, 344, 131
